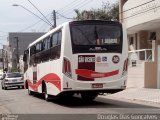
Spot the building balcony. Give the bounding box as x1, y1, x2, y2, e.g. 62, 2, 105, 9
123, 0, 160, 33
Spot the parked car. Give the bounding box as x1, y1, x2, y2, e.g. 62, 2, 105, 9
1, 72, 24, 90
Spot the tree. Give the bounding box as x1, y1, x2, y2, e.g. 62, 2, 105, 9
109, 2, 119, 20
74, 1, 119, 21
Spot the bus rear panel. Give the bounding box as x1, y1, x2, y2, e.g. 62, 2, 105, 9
61, 21, 128, 97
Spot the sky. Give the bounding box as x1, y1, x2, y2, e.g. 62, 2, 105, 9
0, 0, 117, 45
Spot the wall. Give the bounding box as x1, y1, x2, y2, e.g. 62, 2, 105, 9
119, 0, 128, 23
123, 0, 160, 29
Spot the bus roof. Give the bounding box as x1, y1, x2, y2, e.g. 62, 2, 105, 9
28, 22, 68, 48
27, 20, 121, 49
69, 20, 121, 25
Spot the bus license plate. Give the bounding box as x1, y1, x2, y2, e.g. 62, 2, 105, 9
92, 83, 103, 88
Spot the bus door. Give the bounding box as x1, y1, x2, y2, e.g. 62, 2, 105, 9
33, 64, 37, 84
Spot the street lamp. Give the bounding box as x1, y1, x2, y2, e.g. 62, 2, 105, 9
12, 4, 52, 26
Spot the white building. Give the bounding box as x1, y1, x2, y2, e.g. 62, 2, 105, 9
120, 0, 160, 88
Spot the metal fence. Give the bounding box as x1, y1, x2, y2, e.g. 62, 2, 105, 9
128, 49, 152, 66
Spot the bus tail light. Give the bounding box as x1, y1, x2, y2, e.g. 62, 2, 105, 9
123, 58, 128, 72
122, 58, 128, 76
63, 58, 72, 78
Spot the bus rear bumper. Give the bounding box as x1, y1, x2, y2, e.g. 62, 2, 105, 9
58, 89, 124, 97
62, 75, 127, 93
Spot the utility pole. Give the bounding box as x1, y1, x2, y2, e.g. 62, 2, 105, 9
6, 50, 8, 72
2, 49, 8, 73
15, 37, 19, 72
2, 49, 4, 72
53, 10, 56, 28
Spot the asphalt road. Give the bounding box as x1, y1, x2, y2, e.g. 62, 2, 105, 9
0, 87, 160, 120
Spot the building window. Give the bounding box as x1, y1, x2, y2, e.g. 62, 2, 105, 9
129, 37, 134, 45
149, 32, 156, 40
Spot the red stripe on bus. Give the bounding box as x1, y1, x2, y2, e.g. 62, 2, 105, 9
75, 69, 119, 79
27, 73, 61, 91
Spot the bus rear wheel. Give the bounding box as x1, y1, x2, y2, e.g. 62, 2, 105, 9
81, 93, 98, 101
44, 84, 50, 101
28, 85, 34, 95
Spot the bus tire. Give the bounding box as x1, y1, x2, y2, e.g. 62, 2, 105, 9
28, 85, 34, 95
44, 85, 50, 101
81, 93, 98, 101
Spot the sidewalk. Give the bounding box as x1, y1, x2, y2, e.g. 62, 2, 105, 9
106, 63, 160, 104
0, 105, 10, 114
107, 88, 160, 104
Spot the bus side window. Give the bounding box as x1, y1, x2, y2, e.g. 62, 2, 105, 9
58, 31, 62, 45
41, 37, 51, 62
50, 30, 62, 60
35, 42, 42, 64
36, 42, 42, 53
30, 45, 36, 66
57, 31, 62, 58
23, 49, 29, 72
52, 33, 58, 47
43, 37, 50, 50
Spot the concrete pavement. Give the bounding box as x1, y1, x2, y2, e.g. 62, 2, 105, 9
0, 88, 158, 114
0, 62, 160, 114
107, 88, 160, 104
106, 63, 160, 104
0, 105, 10, 114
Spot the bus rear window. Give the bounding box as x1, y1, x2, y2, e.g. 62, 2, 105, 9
70, 21, 123, 54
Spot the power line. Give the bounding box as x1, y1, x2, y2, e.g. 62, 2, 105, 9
18, 20, 42, 32
18, 0, 94, 32
57, 0, 81, 12
16, 0, 94, 32
49, 0, 83, 21
37, 18, 54, 32
13, 4, 52, 27
122, 4, 160, 20
37, 20, 49, 32
27, 0, 53, 26
59, 0, 94, 18
56, 12, 73, 19
59, 0, 92, 15
18, 13, 52, 32
120, 0, 155, 14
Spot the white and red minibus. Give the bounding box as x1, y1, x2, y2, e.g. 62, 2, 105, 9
23, 20, 128, 101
